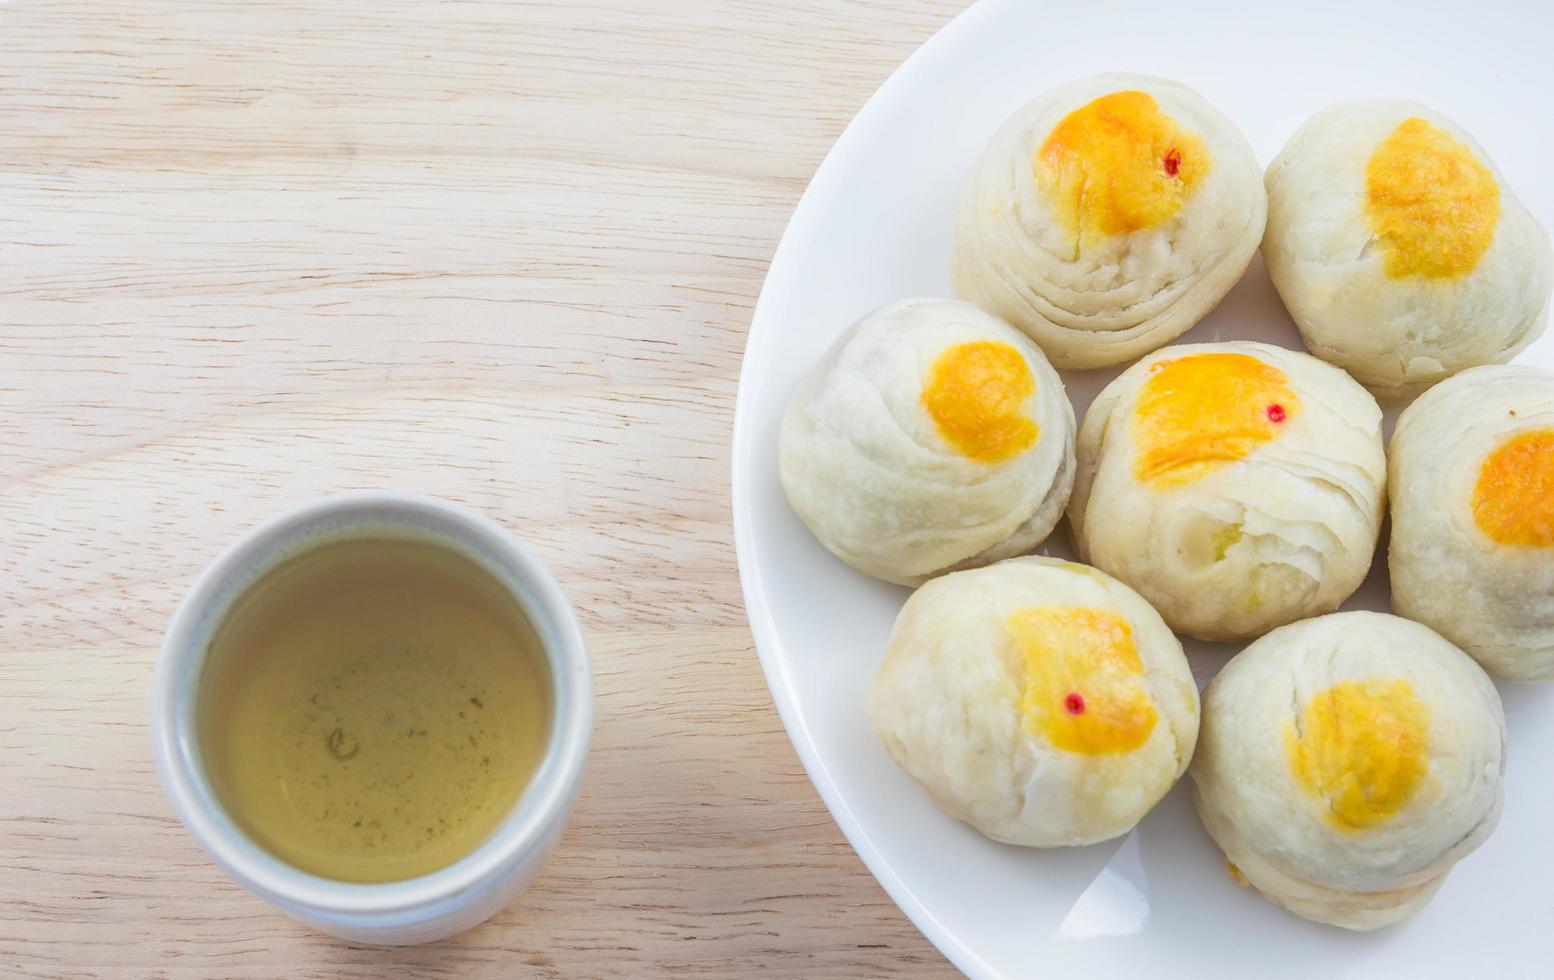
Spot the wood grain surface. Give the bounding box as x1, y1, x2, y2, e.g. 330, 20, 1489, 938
0, 1, 966, 975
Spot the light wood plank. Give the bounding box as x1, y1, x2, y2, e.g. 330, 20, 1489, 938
0, 1, 966, 975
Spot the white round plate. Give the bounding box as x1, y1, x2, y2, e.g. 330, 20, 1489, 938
732, 0, 1554, 976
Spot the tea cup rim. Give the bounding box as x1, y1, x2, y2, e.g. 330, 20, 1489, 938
150, 491, 592, 919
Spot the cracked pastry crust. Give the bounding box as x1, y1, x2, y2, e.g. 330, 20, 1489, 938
1389, 364, 1554, 681
1190, 612, 1505, 930
1068, 340, 1386, 641
780, 298, 1076, 586
868, 556, 1199, 847
951, 73, 1266, 369
1263, 100, 1553, 402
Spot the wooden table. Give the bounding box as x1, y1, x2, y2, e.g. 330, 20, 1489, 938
0, 1, 965, 975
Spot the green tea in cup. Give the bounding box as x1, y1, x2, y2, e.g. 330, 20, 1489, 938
198, 536, 553, 883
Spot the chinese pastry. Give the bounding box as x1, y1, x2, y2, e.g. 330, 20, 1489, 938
1389, 364, 1554, 680
1069, 341, 1386, 641
1191, 612, 1505, 930
869, 556, 1198, 846
1263, 101, 1553, 401
780, 298, 1075, 586
951, 73, 1266, 368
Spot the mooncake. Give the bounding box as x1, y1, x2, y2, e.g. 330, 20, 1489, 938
1069, 341, 1386, 640
779, 298, 1075, 586
1263, 101, 1553, 401
869, 556, 1198, 846
1390, 364, 1554, 680
952, 73, 1266, 368
1191, 612, 1504, 930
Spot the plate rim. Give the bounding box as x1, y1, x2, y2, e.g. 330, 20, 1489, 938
730, 1, 1010, 975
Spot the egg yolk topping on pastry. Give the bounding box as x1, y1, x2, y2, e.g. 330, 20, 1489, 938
921, 341, 1039, 463
1009, 606, 1158, 755
1284, 679, 1430, 832
1131, 353, 1300, 488
1365, 117, 1500, 280
1472, 429, 1554, 547
1037, 90, 1210, 248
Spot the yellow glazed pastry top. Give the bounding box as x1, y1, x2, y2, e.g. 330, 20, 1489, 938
1472, 428, 1554, 547
1131, 352, 1300, 488
921, 340, 1039, 463
1365, 117, 1500, 280
1284, 678, 1430, 832
1010, 605, 1158, 755
1037, 90, 1210, 246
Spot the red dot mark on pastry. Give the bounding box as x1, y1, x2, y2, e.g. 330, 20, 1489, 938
1163, 147, 1182, 177
1064, 692, 1086, 715
1266, 404, 1286, 423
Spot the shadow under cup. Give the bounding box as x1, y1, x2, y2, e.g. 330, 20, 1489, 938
152, 494, 591, 944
